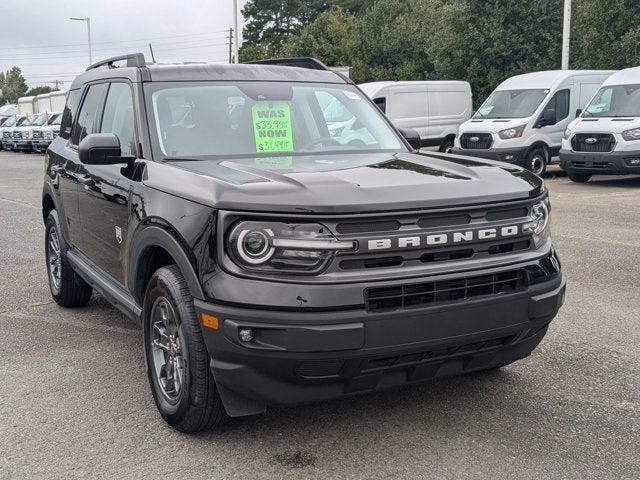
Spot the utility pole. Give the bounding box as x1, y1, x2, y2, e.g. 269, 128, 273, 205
148, 43, 156, 63
561, 0, 571, 70
233, 0, 239, 63
70, 17, 92, 65
228, 27, 234, 64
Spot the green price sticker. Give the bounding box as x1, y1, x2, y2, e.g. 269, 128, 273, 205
252, 101, 294, 153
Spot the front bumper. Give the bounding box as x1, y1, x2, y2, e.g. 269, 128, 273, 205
451, 146, 528, 166
12, 140, 31, 150
196, 258, 565, 415
31, 140, 52, 151
559, 149, 640, 175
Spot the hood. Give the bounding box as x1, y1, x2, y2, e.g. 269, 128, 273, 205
569, 116, 640, 134
460, 117, 531, 134
143, 151, 543, 214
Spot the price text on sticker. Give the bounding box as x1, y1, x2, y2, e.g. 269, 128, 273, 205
252, 101, 295, 153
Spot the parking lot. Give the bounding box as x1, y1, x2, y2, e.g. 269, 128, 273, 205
0, 151, 638, 479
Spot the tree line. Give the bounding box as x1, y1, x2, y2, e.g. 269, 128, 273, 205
239, 0, 640, 104
0, 66, 55, 105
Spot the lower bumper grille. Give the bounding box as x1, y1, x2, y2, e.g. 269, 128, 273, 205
365, 269, 526, 312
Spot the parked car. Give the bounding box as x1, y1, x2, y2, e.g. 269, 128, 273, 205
560, 66, 640, 182
13, 113, 49, 153
32, 112, 62, 153
42, 54, 565, 432
453, 70, 615, 176
358, 80, 473, 152
0, 115, 26, 150
0, 104, 18, 118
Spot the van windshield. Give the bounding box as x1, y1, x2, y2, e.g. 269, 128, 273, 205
147, 82, 404, 160
30, 114, 47, 126
583, 84, 640, 117
3, 117, 17, 127
474, 89, 549, 119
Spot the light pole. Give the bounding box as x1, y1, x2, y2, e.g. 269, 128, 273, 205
561, 0, 571, 70
233, 0, 239, 63
70, 16, 92, 65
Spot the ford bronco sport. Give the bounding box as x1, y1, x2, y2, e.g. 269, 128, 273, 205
42, 54, 565, 433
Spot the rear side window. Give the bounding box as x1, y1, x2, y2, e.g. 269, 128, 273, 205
100, 83, 136, 157
373, 97, 386, 114
71, 83, 107, 146
59, 90, 80, 140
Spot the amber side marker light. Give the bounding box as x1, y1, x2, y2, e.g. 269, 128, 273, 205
201, 313, 219, 330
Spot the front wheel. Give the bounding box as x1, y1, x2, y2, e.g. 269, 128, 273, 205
526, 147, 548, 176
568, 171, 592, 183
143, 265, 228, 432
439, 138, 455, 153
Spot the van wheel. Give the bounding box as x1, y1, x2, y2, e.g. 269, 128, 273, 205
526, 147, 548, 176
143, 265, 228, 433
439, 138, 455, 153
45, 210, 93, 307
568, 171, 592, 183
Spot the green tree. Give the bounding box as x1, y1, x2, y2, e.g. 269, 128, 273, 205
2, 67, 28, 104
26, 86, 53, 97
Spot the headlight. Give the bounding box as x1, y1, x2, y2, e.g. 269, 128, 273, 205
228, 221, 355, 273
622, 128, 640, 141
563, 128, 572, 140
24, 131, 31, 139
498, 125, 526, 140
44, 131, 52, 139
523, 197, 551, 247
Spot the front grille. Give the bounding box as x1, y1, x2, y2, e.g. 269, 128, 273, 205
2, 132, 10, 139
365, 269, 526, 312
571, 161, 611, 169
12, 131, 21, 139
571, 133, 614, 152
32, 130, 43, 139
460, 132, 493, 149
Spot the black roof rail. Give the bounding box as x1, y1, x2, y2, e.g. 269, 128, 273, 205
245, 57, 330, 71
86, 53, 146, 71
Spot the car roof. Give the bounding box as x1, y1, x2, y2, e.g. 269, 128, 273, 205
70, 62, 348, 90
359, 80, 470, 97
496, 70, 616, 91
601, 66, 640, 86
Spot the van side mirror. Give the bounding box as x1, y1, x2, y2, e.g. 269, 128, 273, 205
536, 108, 556, 128
78, 133, 126, 165
398, 128, 422, 150
575, 108, 582, 117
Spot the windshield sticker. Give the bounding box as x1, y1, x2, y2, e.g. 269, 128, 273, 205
252, 101, 294, 153
254, 156, 293, 168
478, 105, 494, 116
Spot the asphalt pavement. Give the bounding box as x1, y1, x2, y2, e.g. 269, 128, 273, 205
0, 152, 638, 479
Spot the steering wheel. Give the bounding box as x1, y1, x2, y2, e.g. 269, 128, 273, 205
301, 136, 340, 150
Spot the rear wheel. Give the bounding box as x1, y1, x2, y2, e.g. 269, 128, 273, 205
45, 210, 93, 307
526, 147, 548, 176
568, 171, 592, 183
143, 265, 228, 432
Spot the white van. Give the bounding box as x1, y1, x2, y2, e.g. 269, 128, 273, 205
35, 93, 52, 114
49, 90, 67, 112
560, 67, 640, 182
453, 70, 615, 175
358, 81, 472, 152
17, 96, 36, 115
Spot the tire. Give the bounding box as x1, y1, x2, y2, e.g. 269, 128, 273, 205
526, 147, 548, 176
45, 210, 93, 307
143, 265, 228, 433
439, 137, 455, 153
568, 171, 592, 183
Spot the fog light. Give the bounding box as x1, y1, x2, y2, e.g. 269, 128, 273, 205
239, 328, 254, 342
625, 158, 640, 166
504, 154, 514, 161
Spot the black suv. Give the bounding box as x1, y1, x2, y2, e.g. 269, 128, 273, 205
42, 54, 565, 432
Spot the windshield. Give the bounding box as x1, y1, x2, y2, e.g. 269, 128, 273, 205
583, 84, 640, 117
30, 114, 47, 126
474, 89, 549, 119
47, 113, 61, 125
148, 82, 404, 162
3, 117, 16, 127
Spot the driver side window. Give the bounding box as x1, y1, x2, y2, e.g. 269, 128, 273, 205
541, 89, 570, 124
100, 82, 136, 157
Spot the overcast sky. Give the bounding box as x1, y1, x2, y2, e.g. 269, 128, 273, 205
0, 0, 248, 89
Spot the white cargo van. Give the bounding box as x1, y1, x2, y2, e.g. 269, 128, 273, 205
17, 96, 36, 115
49, 90, 67, 112
358, 81, 472, 152
35, 93, 52, 114
560, 67, 640, 182
453, 70, 614, 175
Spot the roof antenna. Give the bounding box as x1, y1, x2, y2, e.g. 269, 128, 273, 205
148, 43, 156, 63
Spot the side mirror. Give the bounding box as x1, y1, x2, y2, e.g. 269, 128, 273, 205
575, 108, 582, 117
536, 109, 556, 128
78, 133, 125, 165
398, 128, 422, 150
